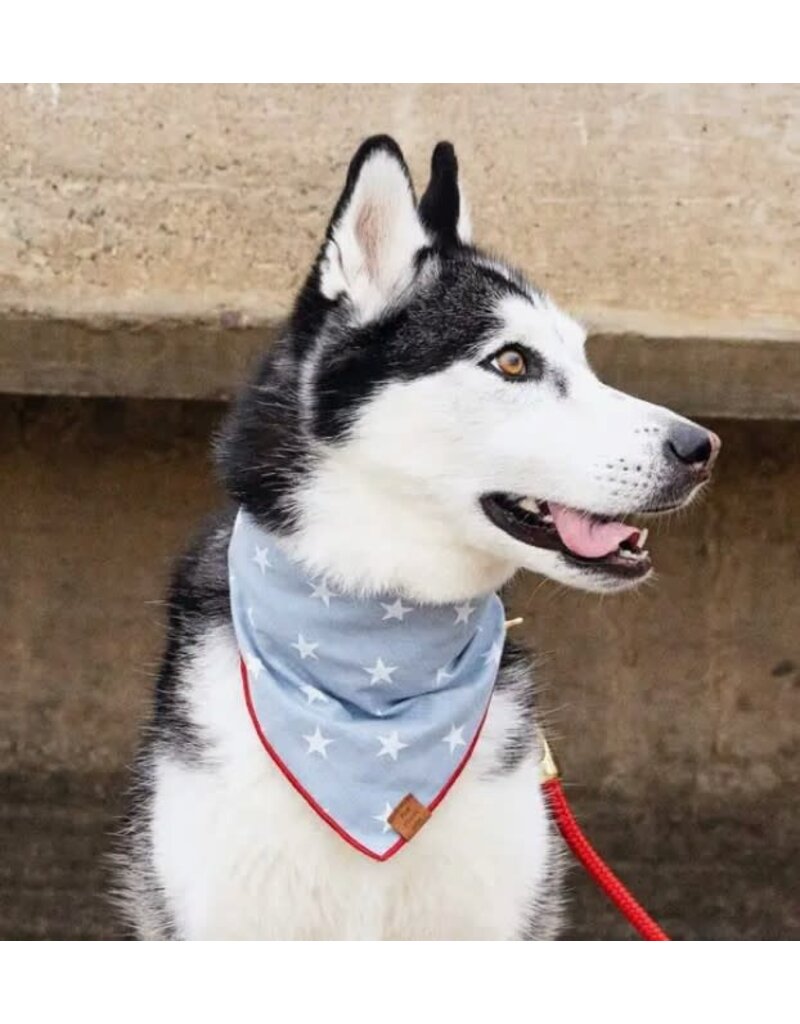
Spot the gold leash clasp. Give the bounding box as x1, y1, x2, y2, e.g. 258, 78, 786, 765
538, 729, 560, 783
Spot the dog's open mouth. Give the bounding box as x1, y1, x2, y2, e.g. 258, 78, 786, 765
480, 493, 651, 578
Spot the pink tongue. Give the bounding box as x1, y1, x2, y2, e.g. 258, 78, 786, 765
549, 502, 638, 559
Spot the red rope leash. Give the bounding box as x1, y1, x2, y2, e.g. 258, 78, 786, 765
540, 739, 670, 940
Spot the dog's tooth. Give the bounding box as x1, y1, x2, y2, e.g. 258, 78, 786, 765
518, 498, 540, 514
638, 528, 649, 549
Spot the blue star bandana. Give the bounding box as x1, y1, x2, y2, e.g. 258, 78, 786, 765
229, 510, 506, 860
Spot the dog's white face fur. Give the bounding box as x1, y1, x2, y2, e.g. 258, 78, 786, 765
273, 142, 718, 602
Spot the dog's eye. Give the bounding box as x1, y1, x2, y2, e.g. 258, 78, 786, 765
490, 346, 530, 379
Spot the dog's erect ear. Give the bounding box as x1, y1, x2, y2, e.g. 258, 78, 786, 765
418, 141, 472, 247
318, 135, 429, 322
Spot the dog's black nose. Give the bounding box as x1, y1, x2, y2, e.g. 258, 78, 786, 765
666, 423, 721, 469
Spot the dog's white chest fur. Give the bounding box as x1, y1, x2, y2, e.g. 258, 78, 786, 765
148, 626, 556, 940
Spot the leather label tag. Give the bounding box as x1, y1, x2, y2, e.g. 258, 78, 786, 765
388, 793, 432, 841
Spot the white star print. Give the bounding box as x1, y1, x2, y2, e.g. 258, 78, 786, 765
246, 605, 256, 627
435, 666, 454, 687
381, 598, 412, 622
373, 802, 394, 834
376, 731, 408, 761
303, 725, 333, 758
442, 724, 467, 754
454, 601, 476, 625
309, 578, 335, 607
244, 651, 264, 679
364, 657, 398, 685
300, 683, 329, 705
253, 544, 271, 574
482, 639, 504, 667
291, 633, 319, 660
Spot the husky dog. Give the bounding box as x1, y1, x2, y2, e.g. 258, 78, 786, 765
117, 136, 719, 939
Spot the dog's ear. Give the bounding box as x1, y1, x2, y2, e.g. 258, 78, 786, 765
318, 135, 429, 322
418, 141, 472, 247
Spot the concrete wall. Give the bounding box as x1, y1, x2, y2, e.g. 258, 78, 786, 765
2, 84, 798, 330
3, 397, 799, 796
2, 84, 798, 417
2, 395, 798, 940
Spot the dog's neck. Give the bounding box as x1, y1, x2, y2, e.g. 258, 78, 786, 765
280, 449, 518, 604
229, 508, 504, 705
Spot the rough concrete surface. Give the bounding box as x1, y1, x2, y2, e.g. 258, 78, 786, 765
2, 84, 798, 419
1, 85, 798, 331
1, 396, 798, 939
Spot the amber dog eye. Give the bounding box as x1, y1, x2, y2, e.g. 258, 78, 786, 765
492, 346, 529, 378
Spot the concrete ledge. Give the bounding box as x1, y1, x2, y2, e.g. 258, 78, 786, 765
0, 314, 275, 403
2, 313, 798, 418
588, 329, 800, 420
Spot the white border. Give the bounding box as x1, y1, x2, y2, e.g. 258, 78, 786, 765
2, 1, 798, 82
3, 939, 797, 1023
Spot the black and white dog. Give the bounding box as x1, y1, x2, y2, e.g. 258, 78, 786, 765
118, 136, 719, 939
